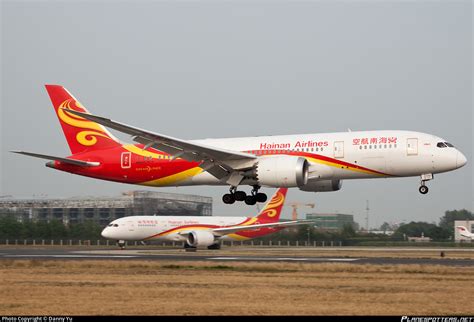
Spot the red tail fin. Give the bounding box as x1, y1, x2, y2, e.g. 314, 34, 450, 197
45, 85, 120, 155
255, 188, 288, 223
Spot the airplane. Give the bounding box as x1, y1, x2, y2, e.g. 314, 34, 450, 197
13, 85, 467, 205
456, 226, 474, 239
100, 187, 311, 249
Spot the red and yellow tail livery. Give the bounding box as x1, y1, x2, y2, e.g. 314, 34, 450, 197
45, 85, 120, 154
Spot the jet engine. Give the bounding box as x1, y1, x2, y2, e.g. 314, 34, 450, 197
186, 230, 216, 247
255, 156, 309, 187
299, 179, 342, 192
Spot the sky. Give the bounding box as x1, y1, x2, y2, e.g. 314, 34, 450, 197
1, 0, 472, 228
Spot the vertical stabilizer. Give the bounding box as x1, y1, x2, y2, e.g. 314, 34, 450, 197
45, 85, 120, 155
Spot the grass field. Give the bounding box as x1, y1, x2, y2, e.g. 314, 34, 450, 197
138, 246, 474, 259
0, 259, 473, 315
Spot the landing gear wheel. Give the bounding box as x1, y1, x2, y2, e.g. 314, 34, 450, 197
184, 243, 197, 252
419, 185, 429, 194
207, 243, 221, 250
256, 193, 268, 203
244, 195, 257, 205
117, 240, 126, 250
222, 193, 236, 204
234, 191, 247, 201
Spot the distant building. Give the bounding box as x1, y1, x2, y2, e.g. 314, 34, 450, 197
368, 230, 395, 236
0, 191, 212, 227
407, 232, 431, 242
305, 213, 359, 231
454, 220, 474, 243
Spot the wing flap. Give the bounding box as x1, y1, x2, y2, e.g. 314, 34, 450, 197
63, 109, 256, 163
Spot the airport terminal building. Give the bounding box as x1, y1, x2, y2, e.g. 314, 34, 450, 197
0, 191, 212, 227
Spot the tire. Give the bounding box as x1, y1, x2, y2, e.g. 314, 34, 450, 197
256, 193, 268, 203
207, 243, 221, 250
222, 193, 236, 204
234, 191, 247, 201
419, 186, 429, 194
244, 195, 257, 205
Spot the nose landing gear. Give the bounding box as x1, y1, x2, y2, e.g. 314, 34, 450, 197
419, 173, 433, 195
419, 185, 429, 194
117, 240, 126, 250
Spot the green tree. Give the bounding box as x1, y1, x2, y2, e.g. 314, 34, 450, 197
49, 220, 68, 239
380, 222, 391, 232
394, 221, 450, 241
341, 223, 356, 238
439, 209, 473, 238
0, 215, 23, 239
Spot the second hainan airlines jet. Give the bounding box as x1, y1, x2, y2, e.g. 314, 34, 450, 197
456, 226, 474, 239
101, 188, 309, 249
13, 85, 467, 205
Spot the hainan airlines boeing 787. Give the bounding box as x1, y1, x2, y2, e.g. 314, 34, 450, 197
13, 85, 467, 205
101, 188, 309, 249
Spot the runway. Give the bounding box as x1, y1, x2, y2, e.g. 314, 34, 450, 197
0, 247, 473, 266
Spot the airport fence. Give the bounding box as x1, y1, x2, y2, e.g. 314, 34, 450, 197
0, 239, 345, 247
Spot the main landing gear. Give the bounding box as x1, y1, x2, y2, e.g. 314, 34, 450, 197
419, 173, 433, 195
222, 186, 268, 205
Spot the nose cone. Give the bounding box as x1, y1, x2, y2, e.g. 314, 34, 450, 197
101, 227, 111, 239
456, 151, 467, 169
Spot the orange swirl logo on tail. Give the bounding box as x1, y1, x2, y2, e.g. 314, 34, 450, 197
58, 99, 113, 147
260, 192, 285, 218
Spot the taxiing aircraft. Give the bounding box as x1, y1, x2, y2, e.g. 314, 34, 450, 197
456, 226, 474, 239
13, 85, 467, 205
101, 187, 310, 249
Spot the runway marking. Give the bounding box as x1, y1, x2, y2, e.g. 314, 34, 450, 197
208, 257, 360, 262
4, 255, 138, 258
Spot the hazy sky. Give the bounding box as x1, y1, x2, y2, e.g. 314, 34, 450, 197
1, 1, 472, 228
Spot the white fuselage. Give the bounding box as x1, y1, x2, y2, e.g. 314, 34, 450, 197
180, 130, 466, 186
102, 215, 255, 242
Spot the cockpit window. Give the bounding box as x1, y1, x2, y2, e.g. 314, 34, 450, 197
113, 224, 119, 227
437, 142, 447, 148
107, 224, 113, 227
445, 142, 454, 147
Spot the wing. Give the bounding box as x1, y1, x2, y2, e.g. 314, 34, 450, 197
210, 220, 315, 236
11, 151, 100, 167
63, 109, 256, 182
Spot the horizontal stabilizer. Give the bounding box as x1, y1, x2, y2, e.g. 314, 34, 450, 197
11, 151, 100, 167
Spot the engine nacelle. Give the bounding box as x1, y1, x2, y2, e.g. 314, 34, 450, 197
299, 179, 342, 192
186, 230, 216, 247
256, 156, 309, 188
